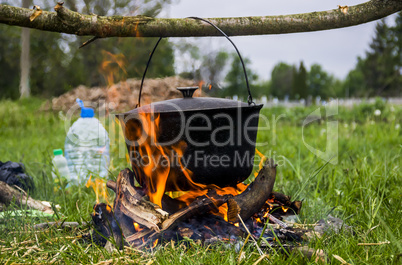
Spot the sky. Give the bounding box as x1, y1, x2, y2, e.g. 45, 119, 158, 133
160, 0, 398, 80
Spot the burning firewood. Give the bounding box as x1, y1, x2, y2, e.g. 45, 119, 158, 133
230, 158, 277, 222
91, 203, 123, 248
102, 168, 242, 247
94, 158, 308, 250
128, 190, 234, 246
111, 169, 169, 232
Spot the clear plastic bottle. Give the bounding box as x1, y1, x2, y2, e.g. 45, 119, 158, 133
64, 99, 110, 184
52, 149, 70, 180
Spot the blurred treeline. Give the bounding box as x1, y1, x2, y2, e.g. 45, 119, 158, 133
0, 0, 175, 99
0, 1, 401, 100
188, 12, 401, 100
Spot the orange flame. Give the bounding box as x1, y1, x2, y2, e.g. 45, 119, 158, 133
128, 111, 203, 207
126, 109, 252, 216
86, 175, 111, 205
125, 112, 275, 223
256, 149, 266, 170
133, 222, 143, 232
100, 51, 127, 87
253, 149, 266, 178
198, 81, 204, 90
152, 239, 159, 248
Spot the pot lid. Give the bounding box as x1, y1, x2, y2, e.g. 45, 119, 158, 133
121, 87, 254, 115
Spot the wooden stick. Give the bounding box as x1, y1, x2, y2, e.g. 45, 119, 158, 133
106, 180, 116, 193
0, 181, 53, 214
268, 215, 288, 228
357, 241, 390, 246
237, 214, 265, 257
33, 221, 88, 230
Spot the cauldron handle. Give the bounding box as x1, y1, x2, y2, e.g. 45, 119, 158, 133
137, 17, 255, 107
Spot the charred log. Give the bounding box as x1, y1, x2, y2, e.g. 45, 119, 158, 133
269, 192, 302, 215
161, 194, 187, 214
91, 203, 123, 248
126, 190, 233, 245
160, 190, 231, 231
231, 158, 277, 222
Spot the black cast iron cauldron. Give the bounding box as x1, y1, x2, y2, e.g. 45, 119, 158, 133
117, 18, 263, 191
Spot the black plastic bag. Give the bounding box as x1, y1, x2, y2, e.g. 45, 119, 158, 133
0, 161, 35, 192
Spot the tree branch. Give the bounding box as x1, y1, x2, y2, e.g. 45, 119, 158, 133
0, 181, 54, 214
0, 0, 401, 38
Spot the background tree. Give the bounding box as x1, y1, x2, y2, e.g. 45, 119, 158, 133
0, 22, 21, 99
389, 11, 402, 95
394, 12, 402, 71
63, 0, 175, 88
344, 12, 401, 97
307, 64, 336, 98
270, 62, 294, 99
0, 1, 401, 99
221, 52, 258, 100
19, 0, 32, 98
291, 61, 308, 100
178, 48, 229, 93
362, 20, 398, 95
0, 0, 175, 99
343, 59, 366, 97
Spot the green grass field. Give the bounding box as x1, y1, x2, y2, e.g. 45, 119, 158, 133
0, 98, 401, 264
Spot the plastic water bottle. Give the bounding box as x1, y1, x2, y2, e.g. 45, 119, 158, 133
52, 149, 70, 179
65, 99, 110, 184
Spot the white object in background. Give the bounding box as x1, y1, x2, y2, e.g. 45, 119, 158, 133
64, 99, 110, 184
52, 149, 71, 180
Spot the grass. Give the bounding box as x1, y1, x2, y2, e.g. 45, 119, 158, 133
0, 98, 401, 264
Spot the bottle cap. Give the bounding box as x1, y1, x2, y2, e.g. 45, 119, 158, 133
76, 98, 94, 118
53, 149, 63, 156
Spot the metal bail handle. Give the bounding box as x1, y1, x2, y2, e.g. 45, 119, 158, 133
137, 17, 255, 107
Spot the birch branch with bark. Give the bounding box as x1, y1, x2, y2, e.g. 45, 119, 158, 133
0, 0, 401, 38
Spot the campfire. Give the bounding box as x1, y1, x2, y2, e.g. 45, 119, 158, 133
89, 23, 311, 252
92, 161, 303, 249
90, 100, 303, 250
